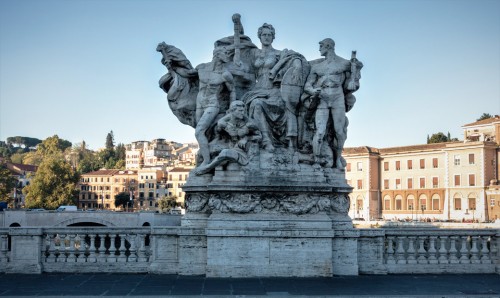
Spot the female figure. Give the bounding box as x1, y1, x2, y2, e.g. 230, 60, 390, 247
242, 24, 308, 151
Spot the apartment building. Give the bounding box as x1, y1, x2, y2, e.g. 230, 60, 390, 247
167, 167, 193, 206
136, 167, 168, 211
125, 139, 185, 170
344, 117, 500, 222
79, 169, 138, 210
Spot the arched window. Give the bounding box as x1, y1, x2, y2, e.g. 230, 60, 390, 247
431, 194, 440, 211
419, 194, 428, 211
467, 193, 477, 211
453, 193, 462, 210
383, 195, 391, 210
407, 195, 415, 211
395, 195, 403, 210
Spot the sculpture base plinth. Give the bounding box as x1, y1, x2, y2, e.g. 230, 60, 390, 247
180, 174, 359, 277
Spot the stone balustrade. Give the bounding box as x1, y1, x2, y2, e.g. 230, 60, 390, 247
382, 229, 498, 274
0, 226, 498, 275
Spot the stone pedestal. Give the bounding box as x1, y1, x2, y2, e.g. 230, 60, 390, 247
6, 228, 42, 274
181, 166, 359, 277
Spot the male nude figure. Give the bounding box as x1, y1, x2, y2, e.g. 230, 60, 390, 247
194, 47, 236, 166
304, 38, 360, 169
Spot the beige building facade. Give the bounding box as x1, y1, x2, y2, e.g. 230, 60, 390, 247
345, 117, 500, 222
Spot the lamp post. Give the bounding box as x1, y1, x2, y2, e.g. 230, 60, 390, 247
100, 189, 104, 210
409, 205, 413, 221
421, 205, 426, 221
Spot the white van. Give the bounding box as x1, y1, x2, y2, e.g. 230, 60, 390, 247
56, 205, 77, 212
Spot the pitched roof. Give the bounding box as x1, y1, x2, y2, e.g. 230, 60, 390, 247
463, 115, 500, 127
82, 169, 120, 176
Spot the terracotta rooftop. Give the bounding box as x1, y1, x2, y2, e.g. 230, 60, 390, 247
169, 168, 191, 172
463, 115, 500, 127
82, 169, 120, 176
343, 146, 379, 154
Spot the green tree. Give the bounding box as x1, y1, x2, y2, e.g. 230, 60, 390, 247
115, 143, 126, 160
23, 155, 80, 209
105, 131, 115, 150
114, 192, 131, 209
23, 135, 72, 166
0, 161, 16, 204
477, 113, 493, 121
157, 195, 178, 213
9, 153, 25, 164
427, 132, 449, 144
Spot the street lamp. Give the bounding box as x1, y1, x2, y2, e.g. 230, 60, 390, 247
421, 205, 426, 221
409, 205, 413, 221
100, 189, 104, 210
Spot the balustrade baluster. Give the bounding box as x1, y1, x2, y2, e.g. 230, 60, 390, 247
449, 236, 459, 264
46, 234, 57, 263
438, 236, 449, 264
67, 234, 77, 262
59, 234, 67, 262
470, 236, 480, 264
87, 234, 97, 263
137, 234, 148, 262
407, 236, 417, 264
459, 236, 470, 264
428, 236, 438, 264
127, 234, 137, 262
117, 234, 127, 262
107, 234, 117, 262
396, 236, 406, 264
96, 234, 107, 263
75, 234, 86, 263
480, 236, 492, 264
0, 234, 9, 262
417, 236, 427, 264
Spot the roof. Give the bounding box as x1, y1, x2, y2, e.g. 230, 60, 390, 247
7, 162, 37, 173
463, 115, 500, 127
343, 146, 380, 155
379, 142, 451, 154
82, 169, 120, 176
169, 168, 191, 173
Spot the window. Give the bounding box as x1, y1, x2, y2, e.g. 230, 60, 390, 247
419, 177, 425, 188
178, 174, 182, 180
454, 197, 462, 210
407, 178, 413, 189
357, 162, 363, 171
468, 174, 475, 186
432, 158, 438, 168
491, 198, 496, 207
420, 159, 425, 169
419, 197, 427, 211
185, 174, 188, 180
468, 197, 476, 210
454, 175, 461, 186
454, 155, 461, 166
407, 195, 415, 210
357, 179, 363, 189
396, 161, 400, 171
432, 177, 438, 188
395, 196, 402, 210
395, 179, 401, 189
384, 179, 389, 189
384, 198, 391, 210
139, 192, 144, 198
149, 201, 153, 207
346, 163, 351, 172
432, 195, 440, 210
469, 153, 475, 165
384, 162, 389, 171
148, 192, 154, 198
407, 160, 413, 170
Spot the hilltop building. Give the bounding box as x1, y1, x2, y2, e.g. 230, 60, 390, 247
0, 158, 37, 208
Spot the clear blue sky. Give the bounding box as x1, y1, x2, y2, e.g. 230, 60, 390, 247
1, 0, 499, 150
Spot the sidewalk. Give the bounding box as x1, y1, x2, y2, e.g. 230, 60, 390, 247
0, 273, 499, 297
